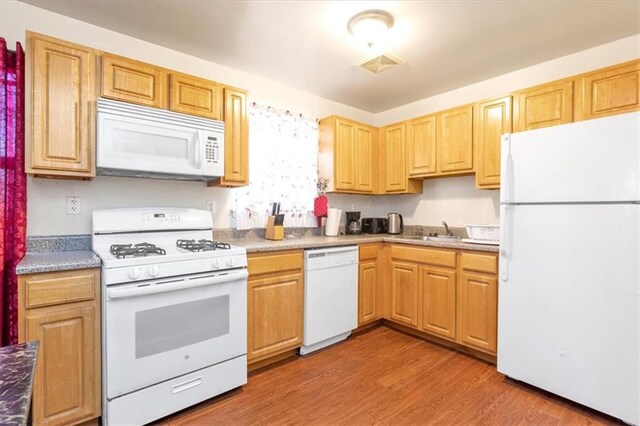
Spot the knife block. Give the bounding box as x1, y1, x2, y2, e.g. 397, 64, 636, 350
265, 216, 284, 241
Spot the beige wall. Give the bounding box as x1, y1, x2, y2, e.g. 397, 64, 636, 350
2, 0, 639, 234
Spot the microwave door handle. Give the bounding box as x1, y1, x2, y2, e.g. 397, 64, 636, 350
194, 131, 202, 169
107, 269, 248, 300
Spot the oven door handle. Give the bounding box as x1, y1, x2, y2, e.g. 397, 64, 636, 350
107, 269, 248, 300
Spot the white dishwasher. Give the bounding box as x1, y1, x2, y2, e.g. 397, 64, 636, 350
300, 245, 358, 355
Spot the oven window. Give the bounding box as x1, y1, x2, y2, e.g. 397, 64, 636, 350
135, 296, 229, 359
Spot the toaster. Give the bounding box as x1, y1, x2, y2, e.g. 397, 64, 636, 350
361, 217, 388, 234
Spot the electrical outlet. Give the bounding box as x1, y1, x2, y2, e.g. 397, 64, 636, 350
206, 200, 216, 214
67, 196, 80, 215
351, 204, 358, 211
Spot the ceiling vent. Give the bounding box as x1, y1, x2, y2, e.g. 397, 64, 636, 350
353, 51, 406, 74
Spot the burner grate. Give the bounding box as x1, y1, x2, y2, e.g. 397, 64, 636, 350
110, 243, 167, 259
176, 239, 231, 252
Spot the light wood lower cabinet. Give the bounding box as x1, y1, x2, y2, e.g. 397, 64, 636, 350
457, 252, 498, 354
419, 266, 456, 340
247, 250, 304, 364
18, 268, 101, 426
389, 261, 419, 327
358, 244, 382, 325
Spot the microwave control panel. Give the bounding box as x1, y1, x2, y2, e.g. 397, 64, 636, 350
205, 136, 221, 164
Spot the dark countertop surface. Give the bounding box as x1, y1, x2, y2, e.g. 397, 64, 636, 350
0, 341, 38, 426
16, 250, 101, 275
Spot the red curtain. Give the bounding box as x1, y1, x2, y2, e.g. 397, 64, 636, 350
0, 38, 26, 346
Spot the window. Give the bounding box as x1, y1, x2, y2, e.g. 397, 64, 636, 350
233, 103, 319, 229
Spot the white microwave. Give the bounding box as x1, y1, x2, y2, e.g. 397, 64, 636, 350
96, 98, 224, 181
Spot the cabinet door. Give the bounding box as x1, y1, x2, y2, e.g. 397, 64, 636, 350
358, 260, 379, 325
220, 87, 249, 186
169, 72, 220, 119
437, 105, 474, 173
475, 96, 512, 189
458, 271, 497, 354
514, 80, 573, 132
334, 118, 357, 191
355, 125, 376, 193
382, 123, 408, 192
575, 60, 640, 121
100, 53, 167, 108
389, 261, 419, 327
26, 304, 99, 425
419, 267, 456, 340
408, 115, 437, 176
248, 272, 304, 362
28, 33, 95, 178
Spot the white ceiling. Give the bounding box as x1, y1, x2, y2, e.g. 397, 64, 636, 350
20, 0, 640, 113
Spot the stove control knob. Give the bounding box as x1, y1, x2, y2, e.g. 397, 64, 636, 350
148, 265, 160, 277
226, 258, 235, 267
128, 267, 142, 280
212, 259, 221, 269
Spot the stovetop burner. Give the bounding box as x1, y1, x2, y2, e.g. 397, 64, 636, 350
176, 239, 231, 252
110, 243, 167, 259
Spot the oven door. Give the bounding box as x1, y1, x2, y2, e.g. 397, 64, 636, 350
104, 268, 247, 399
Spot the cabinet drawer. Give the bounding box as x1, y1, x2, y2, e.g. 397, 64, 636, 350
390, 245, 456, 268
359, 244, 378, 261
461, 252, 497, 274
248, 250, 303, 276
24, 269, 97, 309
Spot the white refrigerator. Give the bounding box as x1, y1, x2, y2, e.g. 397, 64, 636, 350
498, 112, 640, 424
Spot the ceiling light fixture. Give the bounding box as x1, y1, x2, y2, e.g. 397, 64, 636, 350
347, 9, 394, 48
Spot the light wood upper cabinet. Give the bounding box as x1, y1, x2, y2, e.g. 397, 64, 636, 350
475, 96, 512, 189
318, 116, 377, 194
210, 87, 249, 187
408, 115, 437, 177
355, 125, 377, 192
389, 261, 419, 327
169, 72, 220, 119
19, 269, 101, 426
575, 60, 640, 121
100, 53, 167, 109
358, 244, 381, 325
335, 118, 357, 191
27, 32, 96, 178
247, 251, 304, 364
436, 105, 474, 173
382, 123, 408, 192
514, 79, 573, 132
458, 252, 498, 355
419, 266, 456, 341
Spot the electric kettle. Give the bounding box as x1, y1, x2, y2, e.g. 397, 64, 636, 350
387, 213, 403, 234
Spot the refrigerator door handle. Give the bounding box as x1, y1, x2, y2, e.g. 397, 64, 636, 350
501, 134, 512, 204
500, 204, 510, 281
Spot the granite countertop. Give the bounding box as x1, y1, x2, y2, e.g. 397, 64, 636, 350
16, 250, 102, 275
233, 234, 499, 253
16, 235, 101, 275
0, 341, 38, 426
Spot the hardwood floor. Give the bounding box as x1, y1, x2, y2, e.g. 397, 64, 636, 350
159, 326, 619, 425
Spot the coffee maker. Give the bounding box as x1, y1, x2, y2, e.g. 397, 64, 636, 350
345, 211, 362, 235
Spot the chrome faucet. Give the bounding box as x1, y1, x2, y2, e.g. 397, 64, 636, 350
442, 221, 454, 237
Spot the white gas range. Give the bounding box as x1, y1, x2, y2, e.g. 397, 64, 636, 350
92, 208, 248, 426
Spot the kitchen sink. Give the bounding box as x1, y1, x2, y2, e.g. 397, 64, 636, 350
402, 235, 461, 242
